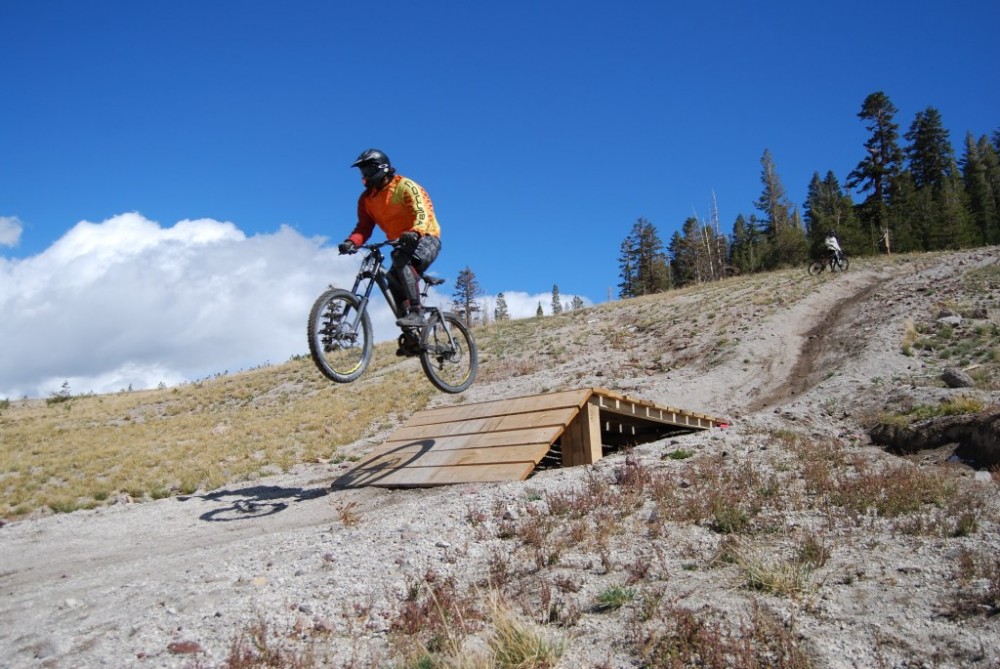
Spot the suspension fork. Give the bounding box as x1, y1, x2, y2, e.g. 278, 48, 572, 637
339, 271, 380, 334
423, 309, 457, 355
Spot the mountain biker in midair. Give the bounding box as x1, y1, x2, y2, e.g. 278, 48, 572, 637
338, 149, 442, 329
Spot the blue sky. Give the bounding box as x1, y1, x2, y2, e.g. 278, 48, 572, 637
2, 0, 998, 398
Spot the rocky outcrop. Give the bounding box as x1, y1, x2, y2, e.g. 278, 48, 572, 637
870, 408, 1000, 468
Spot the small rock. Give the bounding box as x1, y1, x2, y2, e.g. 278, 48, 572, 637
167, 640, 202, 655
941, 367, 975, 388
112, 493, 133, 505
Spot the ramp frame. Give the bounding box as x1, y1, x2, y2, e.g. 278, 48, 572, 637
332, 387, 727, 488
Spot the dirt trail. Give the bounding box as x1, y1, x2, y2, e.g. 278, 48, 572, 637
745, 272, 887, 412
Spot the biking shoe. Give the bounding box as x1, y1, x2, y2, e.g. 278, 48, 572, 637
396, 331, 420, 356
395, 310, 425, 328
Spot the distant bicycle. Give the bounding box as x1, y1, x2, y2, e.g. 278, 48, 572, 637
808, 250, 850, 275
307, 240, 478, 394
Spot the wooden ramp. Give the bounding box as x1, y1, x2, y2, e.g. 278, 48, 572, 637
332, 387, 727, 489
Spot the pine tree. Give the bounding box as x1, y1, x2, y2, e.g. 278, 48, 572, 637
617, 218, 671, 297
494, 292, 510, 321
885, 171, 922, 253
535, 302, 543, 317
755, 150, 808, 268
668, 219, 700, 287
729, 213, 764, 274
551, 285, 562, 314
905, 107, 955, 190
961, 133, 997, 245
904, 107, 974, 249
616, 234, 637, 298
570, 295, 585, 310
452, 267, 483, 326
804, 171, 862, 255
971, 135, 1000, 244
847, 91, 905, 253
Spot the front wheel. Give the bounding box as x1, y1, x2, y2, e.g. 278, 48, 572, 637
807, 260, 826, 276
307, 288, 373, 383
420, 312, 478, 393
831, 254, 850, 272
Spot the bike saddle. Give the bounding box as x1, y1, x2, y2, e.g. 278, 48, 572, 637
422, 275, 446, 286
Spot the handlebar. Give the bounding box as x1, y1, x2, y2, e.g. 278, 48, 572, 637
359, 240, 398, 251
339, 239, 398, 256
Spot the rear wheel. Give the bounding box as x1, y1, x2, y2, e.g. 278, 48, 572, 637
808, 260, 825, 276
419, 312, 478, 393
307, 289, 372, 383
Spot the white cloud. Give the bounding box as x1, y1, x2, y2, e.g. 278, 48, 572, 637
0, 216, 23, 247
483, 290, 591, 320
0, 213, 592, 399
0, 213, 369, 399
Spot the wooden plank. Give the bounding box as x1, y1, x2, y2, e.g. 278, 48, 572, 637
379, 426, 565, 452
365, 462, 539, 487
591, 388, 726, 428
389, 407, 579, 441
581, 400, 603, 464
563, 399, 604, 466
405, 389, 592, 426
352, 443, 552, 470
561, 410, 583, 468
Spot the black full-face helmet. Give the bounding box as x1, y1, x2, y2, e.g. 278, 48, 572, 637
351, 148, 394, 189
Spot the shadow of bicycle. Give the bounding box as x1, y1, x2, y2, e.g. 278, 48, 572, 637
180, 485, 329, 523
331, 439, 435, 489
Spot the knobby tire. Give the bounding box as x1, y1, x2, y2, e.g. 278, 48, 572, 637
419, 312, 478, 394
307, 288, 373, 383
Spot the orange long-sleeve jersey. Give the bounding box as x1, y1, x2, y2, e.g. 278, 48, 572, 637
347, 174, 441, 247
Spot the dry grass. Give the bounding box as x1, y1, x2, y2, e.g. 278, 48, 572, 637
0, 343, 435, 518
629, 598, 814, 669
385, 574, 564, 669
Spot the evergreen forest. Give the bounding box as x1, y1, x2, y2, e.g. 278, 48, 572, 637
618, 91, 1000, 297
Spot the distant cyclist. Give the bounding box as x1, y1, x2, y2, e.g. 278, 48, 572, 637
824, 230, 843, 261
338, 149, 442, 329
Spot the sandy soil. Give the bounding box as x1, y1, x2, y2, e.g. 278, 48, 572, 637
1, 248, 998, 668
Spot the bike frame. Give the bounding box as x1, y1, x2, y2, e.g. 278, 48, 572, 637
345, 242, 448, 338
350, 244, 401, 323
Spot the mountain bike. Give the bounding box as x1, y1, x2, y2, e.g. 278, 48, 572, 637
808, 250, 850, 275
307, 240, 478, 393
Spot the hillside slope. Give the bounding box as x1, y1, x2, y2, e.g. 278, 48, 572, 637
1, 248, 998, 669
